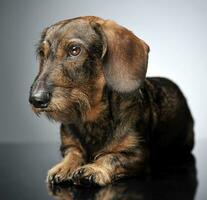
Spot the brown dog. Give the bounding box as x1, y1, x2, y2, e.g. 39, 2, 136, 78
29, 16, 194, 186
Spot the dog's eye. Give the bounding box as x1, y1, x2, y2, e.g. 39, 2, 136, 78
67, 44, 81, 57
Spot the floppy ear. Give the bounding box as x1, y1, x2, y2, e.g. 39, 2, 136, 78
94, 20, 150, 92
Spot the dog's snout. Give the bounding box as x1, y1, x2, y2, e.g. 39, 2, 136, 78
29, 81, 51, 108
29, 90, 51, 108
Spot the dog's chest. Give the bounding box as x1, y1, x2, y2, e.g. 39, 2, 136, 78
78, 120, 114, 156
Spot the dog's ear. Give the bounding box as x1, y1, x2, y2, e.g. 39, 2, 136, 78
92, 20, 150, 92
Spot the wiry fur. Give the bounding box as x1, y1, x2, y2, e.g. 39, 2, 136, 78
29, 16, 194, 186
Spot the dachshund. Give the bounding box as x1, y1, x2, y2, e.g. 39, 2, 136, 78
29, 16, 194, 186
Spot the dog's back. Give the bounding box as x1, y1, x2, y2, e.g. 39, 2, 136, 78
143, 77, 194, 155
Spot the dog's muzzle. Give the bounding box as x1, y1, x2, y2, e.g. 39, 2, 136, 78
29, 81, 51, 108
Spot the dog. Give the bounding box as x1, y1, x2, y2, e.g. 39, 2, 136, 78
29, 16, 194, 186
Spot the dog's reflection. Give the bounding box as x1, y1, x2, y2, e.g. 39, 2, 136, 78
47, 154, 197, 200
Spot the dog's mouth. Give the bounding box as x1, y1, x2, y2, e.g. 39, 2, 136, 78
31, 105, 54, 114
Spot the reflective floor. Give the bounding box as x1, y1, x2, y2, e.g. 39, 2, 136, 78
0, 140, 206, 200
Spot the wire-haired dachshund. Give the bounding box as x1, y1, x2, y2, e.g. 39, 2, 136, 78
29, 16, 194, 186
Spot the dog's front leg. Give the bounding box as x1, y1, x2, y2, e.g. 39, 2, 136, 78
71, 132, 148, 186
47, 124, 86, 184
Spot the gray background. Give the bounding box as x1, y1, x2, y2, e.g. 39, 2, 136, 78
0, 0, 206, 143
0, 1, 207, 199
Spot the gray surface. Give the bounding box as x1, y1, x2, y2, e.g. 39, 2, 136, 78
0, 0, 207, 143
1, 141, 205, 200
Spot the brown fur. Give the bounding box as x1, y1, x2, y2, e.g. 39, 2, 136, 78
29, 16, 194, 186
101, 20, 149, 92
47, 154, 197, 199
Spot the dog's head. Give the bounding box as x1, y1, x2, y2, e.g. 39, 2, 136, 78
29, 16, 149, 123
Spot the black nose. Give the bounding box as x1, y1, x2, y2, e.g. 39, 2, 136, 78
29, 90, 51, 108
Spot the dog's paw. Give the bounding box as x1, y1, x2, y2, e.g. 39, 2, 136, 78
71, 164, 112, 186
47, 161, 75, 184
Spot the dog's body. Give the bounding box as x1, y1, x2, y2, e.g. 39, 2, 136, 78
29, 16, 194, 186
